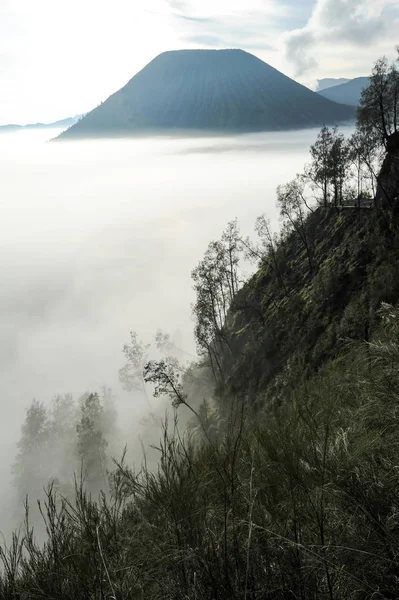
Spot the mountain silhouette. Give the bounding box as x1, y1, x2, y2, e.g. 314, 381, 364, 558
318, 77, 369, 107
57, 49, 355, 139
316, 78, 350, 91
0, 116, 81, 134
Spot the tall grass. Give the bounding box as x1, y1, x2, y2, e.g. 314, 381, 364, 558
2, 305, 399, 599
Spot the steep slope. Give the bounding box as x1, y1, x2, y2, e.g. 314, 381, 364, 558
57, 50, 355, 139
4, 142, 399, 600
318, 77, 369, 106
224, 199, 399, 405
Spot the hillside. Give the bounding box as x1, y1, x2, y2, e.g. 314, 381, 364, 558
57, 49, 355, 139
318, 76, 369, 106
224, 204, 399, 405
4, 146, 399, 599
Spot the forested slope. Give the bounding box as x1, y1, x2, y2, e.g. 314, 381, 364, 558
225, 202, 399, 404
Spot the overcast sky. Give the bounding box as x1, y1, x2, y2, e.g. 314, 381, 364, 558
0, 0, 398, 124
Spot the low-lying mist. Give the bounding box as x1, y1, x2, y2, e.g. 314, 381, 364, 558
0, 125, 354, 536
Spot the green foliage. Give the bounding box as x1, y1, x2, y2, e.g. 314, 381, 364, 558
307, 126, 352, 207
4, 308, 399, 598
358, 52, 399, 147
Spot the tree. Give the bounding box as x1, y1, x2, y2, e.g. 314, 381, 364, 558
119, 331, 151, 407
277, 176, 313, 273
308, 126, 334, 207
307, 126, 350, 207
358, 52, 399, 150
144, 358, 187, 409
328, 128, 350, 206
143, 357, 212, 441
76, 393, 109, 494
50, 394, 76, 437
191, 220, 242, 385
155, 329, 192, 363
155, 330, 175, 355
98, 386, 118, 440
348, 129, 383, 201
48, 394, 77, 497
12, 400, 50, 504
241, 215, 288, 294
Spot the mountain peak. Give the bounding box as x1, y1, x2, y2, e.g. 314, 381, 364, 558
57, 49, 355, 140
318, 77, 369, 106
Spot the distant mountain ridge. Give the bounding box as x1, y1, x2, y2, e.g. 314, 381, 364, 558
316, 78, 350, 91
0, 115, 82, 134
318, 77, 369, 107
57, 49, 355, 140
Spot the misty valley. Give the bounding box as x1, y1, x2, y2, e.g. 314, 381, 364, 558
1, 43, 399, 600
0, 127, 324, 523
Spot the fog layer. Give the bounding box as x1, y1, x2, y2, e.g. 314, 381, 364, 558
0, 126, 353, 523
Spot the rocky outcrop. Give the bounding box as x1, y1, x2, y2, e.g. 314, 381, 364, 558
376, 132, 399, 206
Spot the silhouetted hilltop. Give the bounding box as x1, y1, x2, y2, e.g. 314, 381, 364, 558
57, 49, 355, 139
318, 77, 369, 106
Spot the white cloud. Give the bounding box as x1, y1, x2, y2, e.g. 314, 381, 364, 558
284, 0, 399, 81
164, 0, 288, 56
0, 0, 179, 123
1, 0, 398, 123
165, 0, 291, 75
0, 0, 292, 123
166, 0, 285, 19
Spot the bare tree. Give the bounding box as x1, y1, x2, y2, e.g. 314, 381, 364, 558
119, 331, 152, 408
191, 220, 242, 385
348, 129, 384, 202
358, 52, 399, 150
277, 177, 313, 273
241, 215, 289, 295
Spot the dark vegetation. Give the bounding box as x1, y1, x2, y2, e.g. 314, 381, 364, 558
2, 51, 399, 599
56, 49, 355, 140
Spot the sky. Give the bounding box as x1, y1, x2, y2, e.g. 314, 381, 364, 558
0, 0, 398, 124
